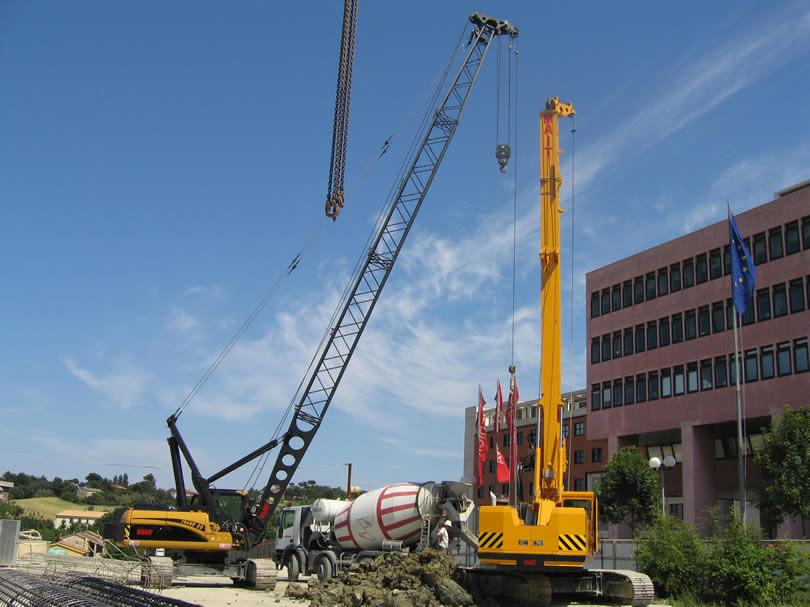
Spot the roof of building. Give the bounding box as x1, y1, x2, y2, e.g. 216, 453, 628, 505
55, 510, 106, 519
0, 481, 14, 488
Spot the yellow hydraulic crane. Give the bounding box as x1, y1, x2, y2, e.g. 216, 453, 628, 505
470, 98, 654, 606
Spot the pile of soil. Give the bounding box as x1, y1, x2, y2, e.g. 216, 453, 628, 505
306, 550, 474, 607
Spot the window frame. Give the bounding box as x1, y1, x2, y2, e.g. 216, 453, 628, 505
709, 248, 722, 280
802, 216, 810, 250
760, 345, 775, 380
673, 365, 685, 396
698, 305, 710, 337
794, 338, 809, 374
591, 384, 601, 410
777, 342, 791, 377
753, 232, 767, 265
591, 448, 603, 463
661, 368, 672, 398
612, 330, 623, 359
789, 278, 805, 313
687, 362, 698, 393
647, 320, 658, 349
744, 349, 759, 383
714, 356, 728, 388
591, 337, 600, 364
785, 221, 800, 255
601, 288, 611, 315
602, 381, 612, 408
700, 359, 713, 391
612, 284, 622, 312
657, 267, 668, 296
601, 334, 611, 361
624, 376, 635, 405
768, 226, 783, 261
636, 373, 647, 403
646, 271, 657, 300
590, 292, 600, 318
696, 253, 708, 284
624, 327, 634, 356
685, 309, 697, 340
648, 371, 659, 400
659, 317, 670, 347
683, 258, 695, 288
635, 324, 646, 353
756, 288, 771, 322
670, 262, 681, 292
712, 301, 725, 333
622, 280, 633, 308
634, 276, 645, 304
613, 378, 623, 406
773, 283, 787, 318
574, 421, 585, 437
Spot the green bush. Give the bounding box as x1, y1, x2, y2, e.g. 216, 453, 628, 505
637, 512, 810, 606
636, 515, 706, 598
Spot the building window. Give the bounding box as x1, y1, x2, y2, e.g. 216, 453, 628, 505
635, 324, 646, 353
574, 422, 585, 436
601, 288, 610, 315
726, 298, 735, 330
670, 262, 681, 292
696, 253, 708, 284
648, 371, 659, 400
591, 337, 600, 364
712, 302, 725, 333
729, 353, 739, 385
794, 338, 809, 373
636, 373, 647, 403
789, 278, 805, 313
757, 288, 771, 322
625, 376, 635, 405
504, 433, 510, 447
683, 258, 695, 288
601, 334, 611, 361
647, 320, 658, 349
671, 313, 683, 343
709, 248, 722, 280
574, 478, 586, 491
489, 436, 494, 448
613, 330, 622, 358
590, 292, 600, 318
646, 272, 656, 300
624, 328, 634, 356
785, 221, 800, 255
673, 365, 685, 395
803, 216, 810, 250
661, 368, 672, 398
562, 424, 570, 439
715, 356, 728, 388
634, 275, 644, 304
698, 306, 710, 337
603, 381, 612, 408
685, 309, 697, 340
489, 460, 496, 473
592, 448, 603, 463
760, 346, 775, 380
574, 450, 584, 464
723, 244, 731, 275
742, 300, 755, 326
657, 268, 668, 296
773, 284, 787, 318
612, 284, 622, 311
700, 359, 713, 390
744, 349, 759, 382
753, 232, 767, 264
659, 317, 670, 347
687, 362, 698, 393
591, 384, 601, 410
777, 342, 792, 376
477, 487, 483, 498
669, 502, 684, 520
769, 227, 783, 261
503, 484, 509, 496
623, 280, 633, 307
614, 379, 623, 406
517, 431, 524, 444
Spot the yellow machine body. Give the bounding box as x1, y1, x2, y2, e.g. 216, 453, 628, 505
477, 97, 598, 573
116, 508, 235, 553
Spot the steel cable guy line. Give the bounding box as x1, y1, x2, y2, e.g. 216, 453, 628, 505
567, 115, 577, 492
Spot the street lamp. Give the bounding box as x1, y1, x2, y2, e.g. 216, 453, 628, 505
649, 455, 677, 516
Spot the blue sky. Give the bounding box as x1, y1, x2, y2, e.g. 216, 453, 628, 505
2, 1, 809, 493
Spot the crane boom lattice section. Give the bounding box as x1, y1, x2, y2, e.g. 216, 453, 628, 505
257, 15, 515, 526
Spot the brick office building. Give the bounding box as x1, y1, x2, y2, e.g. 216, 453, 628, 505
463, 390, 608, 506
586, 181, 810, 537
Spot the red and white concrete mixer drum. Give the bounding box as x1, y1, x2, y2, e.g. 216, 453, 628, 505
333, 482, 439, 550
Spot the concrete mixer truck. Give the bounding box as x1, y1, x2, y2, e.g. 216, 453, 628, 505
275, 481, 476, 582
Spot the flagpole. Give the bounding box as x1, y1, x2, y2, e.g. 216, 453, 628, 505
732, 304, 747, 524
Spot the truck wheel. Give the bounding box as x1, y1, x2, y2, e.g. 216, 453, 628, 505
315, 554, 333, 583
286, 554, 300, 582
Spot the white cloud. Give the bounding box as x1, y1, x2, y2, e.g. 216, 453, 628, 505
31, 433, 169, 471
167, 307, 199, 333
64, 357, 150, 409
572, 2, 810, 192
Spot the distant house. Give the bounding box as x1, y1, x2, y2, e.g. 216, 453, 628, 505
53, 510, 106, 529
76, 486, 103, 499
0, 481, 13, 503
49, 531, 104, 557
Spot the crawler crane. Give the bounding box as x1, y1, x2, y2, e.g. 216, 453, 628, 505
469, 99, 655, 606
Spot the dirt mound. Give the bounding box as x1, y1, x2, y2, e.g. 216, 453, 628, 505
306, 550, 473, 607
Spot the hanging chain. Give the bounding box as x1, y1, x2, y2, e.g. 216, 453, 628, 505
325, 0, 359, 220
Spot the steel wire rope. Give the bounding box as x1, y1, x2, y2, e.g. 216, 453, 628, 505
566, 115, 577, 493
509, 38, 517, 365
243, 24, 471, 491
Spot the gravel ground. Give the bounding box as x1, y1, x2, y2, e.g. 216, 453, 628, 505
146, 572, 309, 607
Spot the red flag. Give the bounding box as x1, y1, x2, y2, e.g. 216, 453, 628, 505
508, 375, 520, 488
494, 381, 510, 483
476, 386, 487, 487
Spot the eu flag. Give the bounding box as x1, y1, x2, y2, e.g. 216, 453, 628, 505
728, 205, 756, 315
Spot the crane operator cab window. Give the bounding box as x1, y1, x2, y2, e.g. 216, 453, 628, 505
562, 496, 597, 546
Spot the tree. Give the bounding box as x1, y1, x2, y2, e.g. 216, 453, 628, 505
754, 405, 810, 525
595, 446, 660, 534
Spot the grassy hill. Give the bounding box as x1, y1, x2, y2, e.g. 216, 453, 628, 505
13, 496, 114, 519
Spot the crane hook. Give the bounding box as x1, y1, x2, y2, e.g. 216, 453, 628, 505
496, 144, 511, 173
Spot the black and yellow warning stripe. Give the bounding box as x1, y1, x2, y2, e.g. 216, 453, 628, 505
558, 533, 586, 551
478, 530, 504, 549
